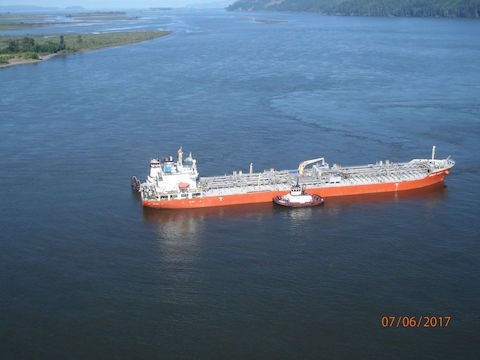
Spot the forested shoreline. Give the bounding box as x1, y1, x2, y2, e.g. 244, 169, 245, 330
228, 0, 480, 18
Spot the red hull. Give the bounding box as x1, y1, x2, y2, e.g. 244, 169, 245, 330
142, 170, 448, 209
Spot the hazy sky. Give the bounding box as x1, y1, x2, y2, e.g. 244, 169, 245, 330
2, 0, 223, 8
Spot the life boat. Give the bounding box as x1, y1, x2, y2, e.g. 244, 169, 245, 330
178, 182, 190, 190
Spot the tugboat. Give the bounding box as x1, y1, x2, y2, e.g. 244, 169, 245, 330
273, 183, 324, 208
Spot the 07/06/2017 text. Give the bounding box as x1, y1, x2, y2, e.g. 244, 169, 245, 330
381, 315, 451, 328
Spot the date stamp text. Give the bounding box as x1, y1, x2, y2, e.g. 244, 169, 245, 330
381, 315, 451, 328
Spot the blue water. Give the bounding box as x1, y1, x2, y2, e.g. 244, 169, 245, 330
1, 9, 479, 359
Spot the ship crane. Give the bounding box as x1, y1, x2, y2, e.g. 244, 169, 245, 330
298, 157, 326, 175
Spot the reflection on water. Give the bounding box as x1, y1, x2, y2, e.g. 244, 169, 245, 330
143, 202, 274, 223
143, 203, 274, 239
274, 205, 317, 223
144, 203, 276, 264
151, 209, 203, 242
143, 183, 447, 233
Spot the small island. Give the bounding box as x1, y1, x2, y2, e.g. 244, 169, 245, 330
0, 31, 170, 68
253, 18, 288, 24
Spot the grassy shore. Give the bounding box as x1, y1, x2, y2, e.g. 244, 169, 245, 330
0, 31, 170, 68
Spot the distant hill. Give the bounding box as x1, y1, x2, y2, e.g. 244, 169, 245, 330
0, 5, 59, 12
187, 0, 234, 8
0, 5, 85, 13
227, 0, 480, 18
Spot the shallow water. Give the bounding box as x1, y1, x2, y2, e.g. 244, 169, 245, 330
1, 9, 479, 359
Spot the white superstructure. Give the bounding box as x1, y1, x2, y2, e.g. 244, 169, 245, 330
144, 147, 199, 193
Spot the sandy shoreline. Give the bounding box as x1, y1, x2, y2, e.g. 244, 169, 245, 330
0, 53, 57, 68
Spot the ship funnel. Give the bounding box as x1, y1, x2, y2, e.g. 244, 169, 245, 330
431, 145, 436, 160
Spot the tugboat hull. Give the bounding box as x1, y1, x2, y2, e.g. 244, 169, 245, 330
273, 194, 324, 208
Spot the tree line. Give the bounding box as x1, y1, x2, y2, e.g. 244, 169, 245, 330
0, 35, 69, 55
227, 0, 480, 18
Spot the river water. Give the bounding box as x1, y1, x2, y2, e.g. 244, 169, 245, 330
1, 9, 479, 359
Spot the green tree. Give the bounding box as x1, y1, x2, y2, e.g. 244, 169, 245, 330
60, 35, 66, 51
21, 37, 35, 51
7, 40, 18, 53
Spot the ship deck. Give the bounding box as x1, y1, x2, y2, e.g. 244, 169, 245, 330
141, 158, 454, 200
198, 159, 449, 196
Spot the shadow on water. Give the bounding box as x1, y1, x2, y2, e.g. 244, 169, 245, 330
140, 184, 449, 258
143, 203, 274, 241
142, 183, 447, 226
143, 202, 275, 223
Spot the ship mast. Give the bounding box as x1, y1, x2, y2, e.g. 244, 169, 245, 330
178, 147, 183, 166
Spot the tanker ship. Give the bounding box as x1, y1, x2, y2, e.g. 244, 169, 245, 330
134, 146, 454, 209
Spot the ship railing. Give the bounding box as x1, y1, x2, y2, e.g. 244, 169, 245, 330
176, 161, 436, 193
199, 171, 295, 191
336, 162, 428, 175
333, 164, 428, 179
